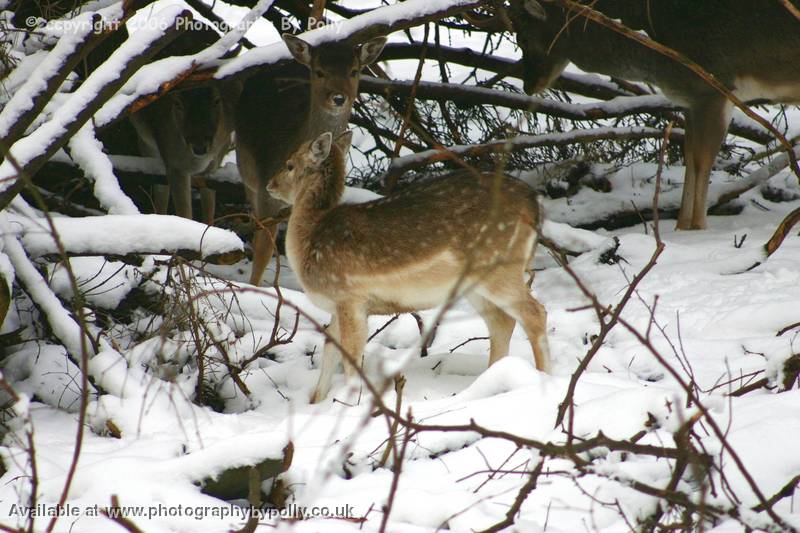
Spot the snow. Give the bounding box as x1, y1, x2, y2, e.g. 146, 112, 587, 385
11, 214, 243, 258
49, 256, 141, 309
49, 150, 244, 184
390, 126, 682, 171
0, 5, 189, 189
2, 176, 799, 531
216, 0, 482, 78
1, 1, 800, 532
68, 124, 140, 215
538, 161, 753, 228
93, 0, 274, 129
0, 11, 101, 138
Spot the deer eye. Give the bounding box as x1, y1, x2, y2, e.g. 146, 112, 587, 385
315, 70, 325, 78
350, 69, 358, 77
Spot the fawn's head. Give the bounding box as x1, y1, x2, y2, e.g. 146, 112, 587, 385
159, 24, 236, 157
267, 130, 353, 204
167, 85, 225, 156
282, 33, 386, 114
509, 0, 570, 94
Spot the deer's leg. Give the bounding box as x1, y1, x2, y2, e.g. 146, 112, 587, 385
153, 184, 170, 215
249, 226, 276, 286
677, 98, 732, 230
478, 278, 550, 373
247, 184, 269, 286
311, 314, 340, 404
167, 170, 193, 220
337, 303, 368, 384
676, 115, 697, 230
196, 177, 216, 225
249, 188, 286, 286
310, 303, 367, 403
689, 98, 733, 230
513, 294, 550, 373
467, 294, 516, 366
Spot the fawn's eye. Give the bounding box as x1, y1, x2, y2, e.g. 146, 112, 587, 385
286, 162, 294, 171
350, 69, 358, 77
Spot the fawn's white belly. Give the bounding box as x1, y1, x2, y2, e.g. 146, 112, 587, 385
303, 250, 465, 313
358, 250, 464, 311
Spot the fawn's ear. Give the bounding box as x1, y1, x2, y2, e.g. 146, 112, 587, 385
359, 36, 387, 66
282, 33, 313, 66
310, 132, 333, 163
524, 0, 547, 20
335, 130, 353, 154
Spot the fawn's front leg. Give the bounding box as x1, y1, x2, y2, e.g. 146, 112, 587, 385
310, 303, 367, 403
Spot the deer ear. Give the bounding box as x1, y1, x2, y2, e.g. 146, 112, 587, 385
524, 0, 547, 20
359, 36, 387, 66
282, 33, 313, 66
335, 130, 353, 154
310, 132, 333, 163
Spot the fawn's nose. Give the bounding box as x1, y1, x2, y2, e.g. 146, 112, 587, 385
331, 93, 347, 107
191, 143, 209, 156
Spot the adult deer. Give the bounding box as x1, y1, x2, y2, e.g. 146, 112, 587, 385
268, 131, 551, 403
508, 0, 800, 229
130, 26, 240, 224
235, 33, 386, 286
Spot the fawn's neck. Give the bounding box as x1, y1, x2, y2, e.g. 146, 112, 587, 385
290, 145, 347, 235
286, 145, 346, 276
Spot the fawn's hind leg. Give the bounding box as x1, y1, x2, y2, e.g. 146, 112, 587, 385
467, 294, 516, 366
477, 272, 550, 373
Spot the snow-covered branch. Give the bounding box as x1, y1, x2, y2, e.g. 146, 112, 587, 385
216, 0, 484, 79
12, 214, 244, 264
385, 126, 685, 181
0, 7, 192, 210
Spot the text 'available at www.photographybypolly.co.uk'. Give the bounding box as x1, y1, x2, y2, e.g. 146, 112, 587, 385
8, 502, 357, 521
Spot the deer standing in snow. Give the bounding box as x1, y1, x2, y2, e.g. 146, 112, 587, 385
131, 26, 240, 224
507, 0, 800, 229
268, 131, 551, 403
235, 33, 386, 286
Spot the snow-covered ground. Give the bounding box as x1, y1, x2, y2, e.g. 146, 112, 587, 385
1, 164, 799, 532
2, 0, 800, 531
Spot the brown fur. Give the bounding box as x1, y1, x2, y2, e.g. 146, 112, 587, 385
269, 132, 552, 403
235, 34, 386, 286
511, 0, 800, 230
130, 27, 240, 224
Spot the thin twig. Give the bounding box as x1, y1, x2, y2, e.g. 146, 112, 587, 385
479, 459, 544, 533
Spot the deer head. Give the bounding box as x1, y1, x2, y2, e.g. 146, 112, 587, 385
165, 86, 226, 157
282, 33, 387, 116
509, 0, 570, 94
267, 130, 353, 206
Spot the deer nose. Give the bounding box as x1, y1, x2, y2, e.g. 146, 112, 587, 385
331, 93, 347, 107
191, 144, 209, 156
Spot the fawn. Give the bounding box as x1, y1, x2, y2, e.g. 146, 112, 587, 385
268, 131, 551, 403
131, 26, 240, 224
235, 33, 386, 286
508, 0, 800, 229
